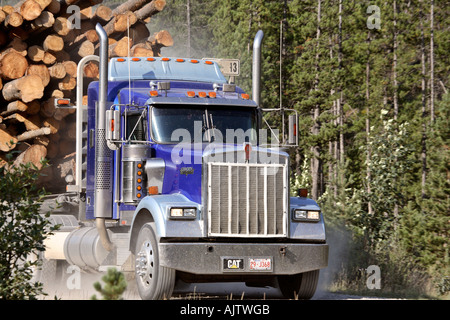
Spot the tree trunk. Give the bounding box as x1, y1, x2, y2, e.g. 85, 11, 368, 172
28, 45, 45, 62
19, 0, 43, 21
134, 0, 166, 21
13, 144, 47, 169
0, 51, 28, 80
2, 74, 44, 102
420, 1, 427, 199
186, 0, 191, 57
43, 34, 64, 52
366, 30, 373, 216
27, 63, 50, 86
5, 12, 24, 28
17, 126, 51, 142
0, 127, 18, 152
48, 62, 67, 79
62, 60, 77, 78
109, 36, 133, 57
311, 0, 321, 201
338, 0, 344, 166
112, 0, 150, 16
393, 0, 398, 121
1, 100, 29, 116
430, 0, 435, 122
53, 16, 70, 36
94, 5, 112, 22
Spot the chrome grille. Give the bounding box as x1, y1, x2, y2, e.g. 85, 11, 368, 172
207, 162, 287, 237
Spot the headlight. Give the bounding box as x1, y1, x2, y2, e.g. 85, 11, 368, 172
292, 209, 320, 222
170, 207, 197, 219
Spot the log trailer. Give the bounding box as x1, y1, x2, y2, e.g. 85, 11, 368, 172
40, 24, 328, 300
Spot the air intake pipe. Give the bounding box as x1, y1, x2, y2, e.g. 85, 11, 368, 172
252, 30, 264, 107
95, 23, 114, 251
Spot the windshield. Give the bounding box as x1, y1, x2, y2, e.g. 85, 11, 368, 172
151, 105, 258, 144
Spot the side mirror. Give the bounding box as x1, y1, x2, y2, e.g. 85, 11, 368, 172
288, 113, 298, 145
261, 108, 298, 148
106, 109, 120, 141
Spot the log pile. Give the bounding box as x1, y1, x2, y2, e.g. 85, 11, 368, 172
0, 0, 172, 192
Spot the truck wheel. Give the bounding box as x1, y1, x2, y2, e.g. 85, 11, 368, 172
134, 223, 176, 300
278, 270, 320, 299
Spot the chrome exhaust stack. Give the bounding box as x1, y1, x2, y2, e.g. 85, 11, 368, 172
94, 23, 114, 251
252, 30, 264, 107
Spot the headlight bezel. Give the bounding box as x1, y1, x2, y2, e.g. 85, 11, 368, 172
292, 209, 321, 222
169, 207, 197, 220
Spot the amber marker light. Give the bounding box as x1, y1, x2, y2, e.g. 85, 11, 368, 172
148, 186, 158, 195
56, 99, 70, 105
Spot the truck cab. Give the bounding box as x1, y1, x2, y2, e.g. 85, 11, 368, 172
47, 24, 328, 300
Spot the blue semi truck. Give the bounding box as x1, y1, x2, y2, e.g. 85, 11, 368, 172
40, 24, 328, 300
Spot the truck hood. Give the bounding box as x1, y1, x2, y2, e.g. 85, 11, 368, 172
153, 143, 288, 205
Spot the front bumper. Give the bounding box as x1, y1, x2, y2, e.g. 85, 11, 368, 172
159, 242, 328, 275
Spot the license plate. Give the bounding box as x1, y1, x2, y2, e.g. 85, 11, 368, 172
249, 258, 272, 271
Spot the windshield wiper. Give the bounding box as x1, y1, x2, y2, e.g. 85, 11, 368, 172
203, 110, 216, 142
208, 112, 216, 142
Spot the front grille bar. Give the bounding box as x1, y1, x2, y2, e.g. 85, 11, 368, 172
207, 162, 287, 237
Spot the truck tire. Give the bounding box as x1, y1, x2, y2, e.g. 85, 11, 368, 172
278, 270, 320, 299
134, 223, 176, 300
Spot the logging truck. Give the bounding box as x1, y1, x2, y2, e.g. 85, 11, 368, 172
38, 24, 328, 300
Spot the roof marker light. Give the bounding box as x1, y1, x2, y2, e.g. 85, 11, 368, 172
190, 59, 199, 63
198, 92, 207, 98
186, 91, 195, 98
241, 93, 250, 100
176, 58, 185, 62
117, 58, 125, 62
132, 58, 140, 61
204, 60, 213, 65
147, 58, 155, 61
208, 92, 216, 98
150, 90, 158, 97
162, 57, 170, 61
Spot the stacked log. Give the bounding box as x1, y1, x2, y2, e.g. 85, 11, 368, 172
0, 0, 172, 192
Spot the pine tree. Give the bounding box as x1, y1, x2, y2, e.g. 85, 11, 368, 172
91, 267, 127, 300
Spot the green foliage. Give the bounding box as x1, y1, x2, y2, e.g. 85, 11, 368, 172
357, 116, 414, 247
91, 268, 127, 300
0, 152, 57, 300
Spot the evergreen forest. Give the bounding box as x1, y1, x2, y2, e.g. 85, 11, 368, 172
149, 0, 448, 298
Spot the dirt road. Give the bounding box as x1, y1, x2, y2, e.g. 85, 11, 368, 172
43, 278, 399, 300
